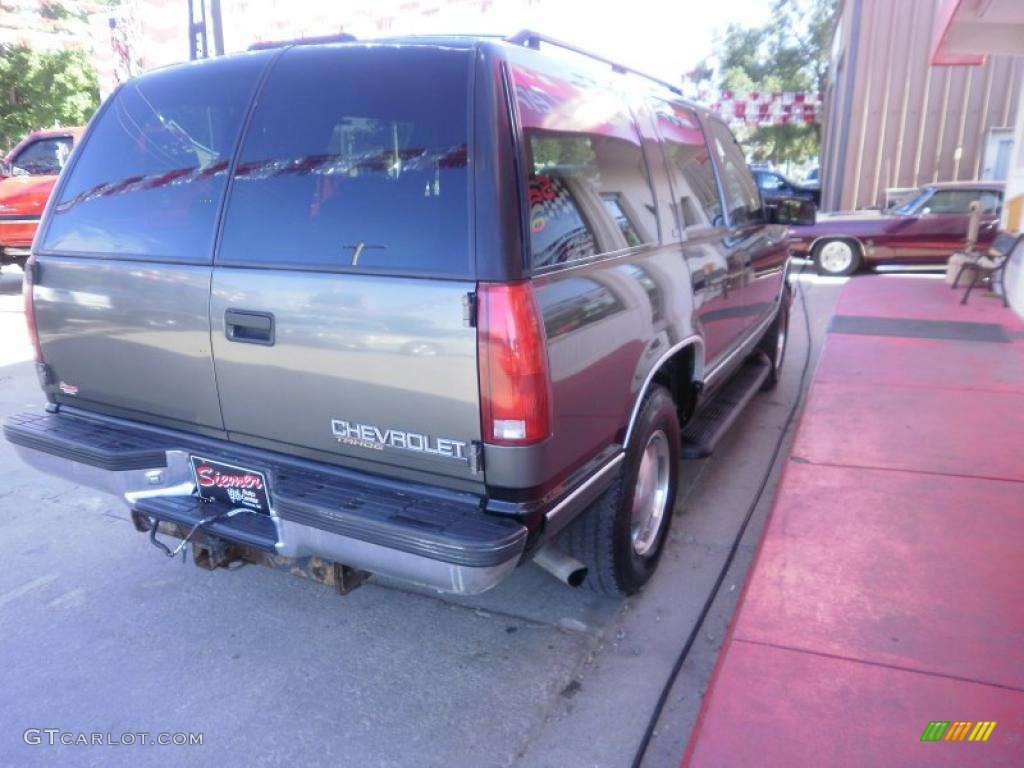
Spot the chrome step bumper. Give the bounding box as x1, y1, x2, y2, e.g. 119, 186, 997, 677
4, 410, 526, 595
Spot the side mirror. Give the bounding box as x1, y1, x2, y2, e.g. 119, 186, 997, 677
0, 161, 10, 178
767, 196, 816, 227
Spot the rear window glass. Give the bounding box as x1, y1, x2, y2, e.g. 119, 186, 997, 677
41, 56, 266, 261
218, 47, 471, 277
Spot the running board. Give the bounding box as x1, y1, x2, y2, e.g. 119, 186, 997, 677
680, 356, 771, 459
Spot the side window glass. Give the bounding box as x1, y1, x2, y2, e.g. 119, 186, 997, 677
707, 119, 763, 227
758, 173, 785, 192
13, 138, 73, 175
652, 101, 722, 229
924, 190, 972, 215
513, 62, 657, 268
978, 191, 1002, 216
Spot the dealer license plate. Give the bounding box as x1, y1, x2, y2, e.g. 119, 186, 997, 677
189, 456, 271, 514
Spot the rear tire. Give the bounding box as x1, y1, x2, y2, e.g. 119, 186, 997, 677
814, 238, 861, 277
757, 287, 791, 391
562, 385, 680, 596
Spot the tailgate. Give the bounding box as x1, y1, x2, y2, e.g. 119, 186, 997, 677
34, 257, 224, 428
209, 271, 482, 481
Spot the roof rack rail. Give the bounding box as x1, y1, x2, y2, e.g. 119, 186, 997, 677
505, 29, 682, 96
248, 33, 357, 51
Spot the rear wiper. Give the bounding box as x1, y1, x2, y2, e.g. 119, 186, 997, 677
343, 242, 387, 267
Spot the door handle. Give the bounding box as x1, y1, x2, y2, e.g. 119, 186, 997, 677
225, 309, 275, 345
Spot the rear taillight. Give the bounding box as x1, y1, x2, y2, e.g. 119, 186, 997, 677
478, 281, 552, 445
23, 257, 42, 362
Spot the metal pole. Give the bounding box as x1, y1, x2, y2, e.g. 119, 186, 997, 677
210, 0, 225, 56
188, 0, 209, 61
187, 0, 195, 61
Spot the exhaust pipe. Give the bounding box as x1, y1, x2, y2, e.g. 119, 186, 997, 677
533, 545, 588, 588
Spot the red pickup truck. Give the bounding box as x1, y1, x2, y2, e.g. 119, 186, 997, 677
0, 127, 83, 268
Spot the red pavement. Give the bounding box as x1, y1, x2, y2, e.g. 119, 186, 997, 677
682, 276, 1024, 767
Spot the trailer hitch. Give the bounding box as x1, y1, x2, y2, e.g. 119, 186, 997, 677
131, 511, 369, 596
147, 507, 253, 561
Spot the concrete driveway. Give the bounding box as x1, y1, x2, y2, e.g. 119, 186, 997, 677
0, 264, 841, 768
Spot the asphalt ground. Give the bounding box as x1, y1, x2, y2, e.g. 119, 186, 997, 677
0, 263, 842, 768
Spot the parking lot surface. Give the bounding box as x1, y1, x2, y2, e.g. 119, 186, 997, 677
0, 264, 841, 767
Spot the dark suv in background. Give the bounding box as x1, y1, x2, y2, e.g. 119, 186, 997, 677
4, 32, 808, 597
752, 167, 821, 207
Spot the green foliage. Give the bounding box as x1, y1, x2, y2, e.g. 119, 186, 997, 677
530, 136, 597, 177
39, 1, 72, 21
698, 0, 837, 166
0, 45, 100, 153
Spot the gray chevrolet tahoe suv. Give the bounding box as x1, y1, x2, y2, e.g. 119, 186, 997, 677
4, 32, 807, 597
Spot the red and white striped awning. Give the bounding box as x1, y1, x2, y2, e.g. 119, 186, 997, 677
698, 90, 821, 127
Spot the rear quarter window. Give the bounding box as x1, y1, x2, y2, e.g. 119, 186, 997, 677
41, 56, 267, 262
217, 46, 472, 277
511, 60, 658, 270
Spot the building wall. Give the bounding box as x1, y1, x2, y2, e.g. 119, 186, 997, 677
821, 0, 1023, 211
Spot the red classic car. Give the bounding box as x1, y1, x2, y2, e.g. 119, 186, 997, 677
0, 127, 83, 268
789, 181, 1004, 276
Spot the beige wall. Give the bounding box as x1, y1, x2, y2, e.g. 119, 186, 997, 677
821, 0, 1023, 211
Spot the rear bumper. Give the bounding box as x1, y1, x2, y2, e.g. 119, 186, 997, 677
3, 409, 527, 594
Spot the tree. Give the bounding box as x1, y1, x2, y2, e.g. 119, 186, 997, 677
695, 0, 837, 168
0, 45, 100, 153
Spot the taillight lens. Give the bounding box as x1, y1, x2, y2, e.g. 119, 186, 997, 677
23, 256, 42, 363
478, 281, 552, 445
